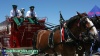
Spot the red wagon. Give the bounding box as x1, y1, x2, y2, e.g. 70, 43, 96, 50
0, 17, 46, 49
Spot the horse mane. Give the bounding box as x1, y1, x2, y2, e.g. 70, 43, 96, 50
53, 26, 60, 32
66, 12, 88, 29
66, 15, 80, 29
52, 15, 80, 32
53, 13, 87, 31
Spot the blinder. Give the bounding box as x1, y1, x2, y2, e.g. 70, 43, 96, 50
78, 16, 95, 43
79, 16, 88, 28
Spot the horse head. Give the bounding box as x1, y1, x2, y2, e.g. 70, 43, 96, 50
63, 12, 98, 43
77, 12, 98, 42
57, 12, 99, 56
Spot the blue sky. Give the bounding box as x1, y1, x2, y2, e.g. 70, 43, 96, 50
0, 0, 100, 25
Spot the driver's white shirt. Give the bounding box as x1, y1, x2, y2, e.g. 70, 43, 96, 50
26, 10, 37, 17
10, 9, 22, 17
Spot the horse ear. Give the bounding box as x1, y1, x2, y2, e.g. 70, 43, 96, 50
77, 11, 82, 17
77, 11, 80, 15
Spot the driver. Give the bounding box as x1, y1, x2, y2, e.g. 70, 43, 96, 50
10, 5, 24, 26
26, 6, 39, 24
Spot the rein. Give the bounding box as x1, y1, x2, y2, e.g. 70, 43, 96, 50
86, 25, 94, 33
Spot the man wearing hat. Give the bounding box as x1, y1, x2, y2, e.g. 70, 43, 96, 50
26, 6, 38, 24
10, 5, 24, 26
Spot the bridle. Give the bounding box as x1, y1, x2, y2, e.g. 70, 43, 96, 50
62, 16, 95, 43
60, 16, 96, 52
79, 16, 95, 33
80, 16, 96, 41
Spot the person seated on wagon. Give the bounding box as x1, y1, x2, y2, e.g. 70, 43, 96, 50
20, 8, 25, 18
26, 6, 39, 24
10, 5, 24, 26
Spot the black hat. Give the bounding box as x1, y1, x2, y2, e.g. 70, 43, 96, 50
12, 5, 17, 8
30, 6, 35, 9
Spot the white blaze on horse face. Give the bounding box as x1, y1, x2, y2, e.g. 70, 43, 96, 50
86, 18, 98, 35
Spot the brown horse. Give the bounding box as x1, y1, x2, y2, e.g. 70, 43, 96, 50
36, 29, 62, 55
36, 12, 99, 56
